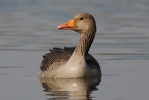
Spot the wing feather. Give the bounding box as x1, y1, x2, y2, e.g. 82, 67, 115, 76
40, 47, 100, 72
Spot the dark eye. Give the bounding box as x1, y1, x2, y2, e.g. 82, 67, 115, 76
80, 17, 84, 20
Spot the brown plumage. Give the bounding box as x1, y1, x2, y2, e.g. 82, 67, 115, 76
40, 47, 100, 72
39, 13, 101, 78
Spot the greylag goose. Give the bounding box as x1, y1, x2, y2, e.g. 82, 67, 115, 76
39, 13, 101, 78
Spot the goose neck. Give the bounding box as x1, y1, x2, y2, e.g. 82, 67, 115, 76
74, 30, 96, 56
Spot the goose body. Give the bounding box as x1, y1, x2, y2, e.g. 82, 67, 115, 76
38, 13, 101, 78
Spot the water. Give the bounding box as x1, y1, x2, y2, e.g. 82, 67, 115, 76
0, 0, 149, 100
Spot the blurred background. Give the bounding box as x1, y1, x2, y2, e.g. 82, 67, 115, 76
0, 0, 149, 100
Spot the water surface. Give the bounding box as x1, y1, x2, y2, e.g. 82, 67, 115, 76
0, 0, 149, 100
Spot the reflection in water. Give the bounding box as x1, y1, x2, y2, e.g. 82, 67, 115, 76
39, 78, 101, 100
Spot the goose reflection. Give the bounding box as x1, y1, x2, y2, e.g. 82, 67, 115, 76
39, 78, 101, 100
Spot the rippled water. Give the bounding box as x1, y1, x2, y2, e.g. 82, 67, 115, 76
0, 0, 149, 100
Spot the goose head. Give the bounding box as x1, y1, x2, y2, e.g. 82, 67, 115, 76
57, 13, 96, 34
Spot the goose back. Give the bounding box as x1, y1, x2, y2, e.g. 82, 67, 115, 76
40, 47, 100, 73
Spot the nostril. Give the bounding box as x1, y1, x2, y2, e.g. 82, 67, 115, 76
65, 22, 69, 25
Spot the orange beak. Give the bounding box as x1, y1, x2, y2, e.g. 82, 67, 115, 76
57, 19, 75, 30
